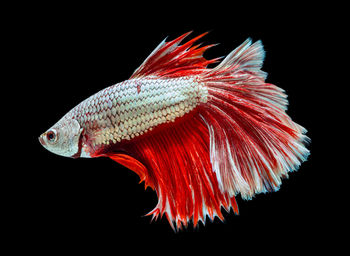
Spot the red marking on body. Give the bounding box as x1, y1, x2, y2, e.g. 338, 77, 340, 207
137, 84, 141, 94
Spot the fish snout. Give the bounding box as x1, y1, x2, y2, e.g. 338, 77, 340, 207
39, 133, 46, 146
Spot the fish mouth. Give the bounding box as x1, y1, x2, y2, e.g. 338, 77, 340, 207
38, 134, 46, 146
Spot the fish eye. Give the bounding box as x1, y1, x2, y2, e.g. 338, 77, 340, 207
46, 130, 57, 143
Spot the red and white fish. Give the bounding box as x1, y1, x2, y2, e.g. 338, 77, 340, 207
39, 32, 310, 230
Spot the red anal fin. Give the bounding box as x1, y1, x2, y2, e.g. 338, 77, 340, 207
106, 115, 239, 230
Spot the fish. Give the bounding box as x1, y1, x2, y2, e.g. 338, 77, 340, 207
39, 32, 310, 230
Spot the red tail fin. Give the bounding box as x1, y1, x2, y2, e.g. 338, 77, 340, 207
200, 38, 310, 199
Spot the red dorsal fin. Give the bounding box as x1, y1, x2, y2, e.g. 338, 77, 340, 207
130, 31, 219, 78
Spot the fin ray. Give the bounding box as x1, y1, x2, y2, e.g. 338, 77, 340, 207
208, 38, 267, 79
130, 32, 218, 78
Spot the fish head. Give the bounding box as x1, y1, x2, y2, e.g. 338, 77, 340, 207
39, 117, 84, 158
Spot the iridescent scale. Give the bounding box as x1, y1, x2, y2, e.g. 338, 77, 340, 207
69, 76, 207, 146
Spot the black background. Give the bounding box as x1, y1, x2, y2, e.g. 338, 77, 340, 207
8, 2, 339, 254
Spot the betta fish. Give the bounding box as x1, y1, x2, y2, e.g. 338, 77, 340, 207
39, 32, 310, 230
